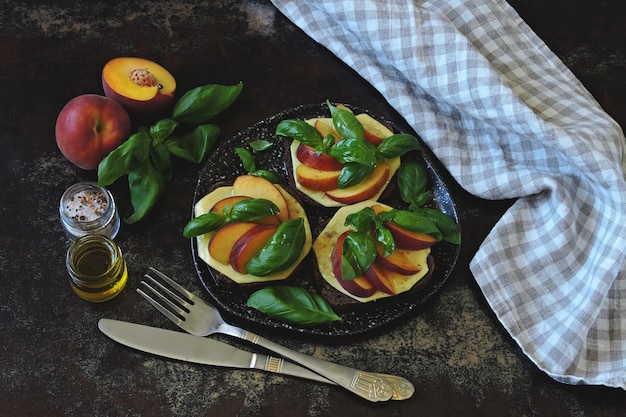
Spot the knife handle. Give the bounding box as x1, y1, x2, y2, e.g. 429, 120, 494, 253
253, 353, 333, 384
241, 331, 395, 402
253, 354, 415, 400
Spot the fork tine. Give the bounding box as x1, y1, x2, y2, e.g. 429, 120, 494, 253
147, 267, 198, 303
137, 286, 186, 327
142, 273, 191, 311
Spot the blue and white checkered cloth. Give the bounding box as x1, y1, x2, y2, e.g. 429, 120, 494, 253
270, 0, 626, 388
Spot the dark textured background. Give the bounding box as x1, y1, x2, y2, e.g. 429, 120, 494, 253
1, 1, 624, 416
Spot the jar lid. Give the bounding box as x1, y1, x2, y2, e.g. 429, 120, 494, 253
59, 181, 120, 240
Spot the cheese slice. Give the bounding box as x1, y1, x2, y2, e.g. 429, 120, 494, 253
194, 185, 312, 284
313, 200, 430, 302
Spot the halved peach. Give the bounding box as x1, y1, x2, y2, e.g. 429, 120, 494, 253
325, 162, 390, 204
230, 224, 278, 273
375, 243, 421, 275
330, 231, 376, 298
210, 195, 280, 225
295, 164, 341, 191
102, 57, 176, 117
232, 175, 290, 222
208, 222, 257, 265
296, 142, 344, 171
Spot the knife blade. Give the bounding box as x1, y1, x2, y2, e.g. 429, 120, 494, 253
98, 318, 331, 384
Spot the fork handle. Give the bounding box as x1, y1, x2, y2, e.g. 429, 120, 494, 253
241, 331, 396, 402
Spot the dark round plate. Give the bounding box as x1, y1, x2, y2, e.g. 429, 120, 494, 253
191, 103, 460, 338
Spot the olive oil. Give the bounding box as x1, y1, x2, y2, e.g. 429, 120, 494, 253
66, 234, 128, 302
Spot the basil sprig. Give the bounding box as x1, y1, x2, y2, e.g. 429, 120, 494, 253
339, 207, 395, 280
275, 119, 335, 154
340, 231, 377, 281
182, 198, 278, 238
234, 147, 281, 184
378, 209, 442, 241
327, 101, 365, 141
396, 161, 461, 244
397, 161, 430, 210
247, 285, 341, 326
414, 207, 461, 245
98, 82, 243, 223
276, 101, 421, 189
246, 218, 306, 276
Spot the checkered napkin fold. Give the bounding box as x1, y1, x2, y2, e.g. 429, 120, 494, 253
270, 0, 626, 388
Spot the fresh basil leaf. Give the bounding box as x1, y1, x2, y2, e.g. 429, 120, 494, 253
165, 124, 220, 163
172, 82, 243, 125
327, 101, 365, 141
252, 169, 282, 184
340, 254, 360, 282
125, 161, 166, 224
183, 212, 224, 238
149, 118, 178, 143
150, 142, 173, 180
320, 135, 336, 153
337, 162, 373, 189
398, 161, 429, 206
416, 207, 461, 244
344, 231, 377, 273
343, 207, 395, 255
377, 133, 421, 158
374, 219, 395, 256
344, 206, 376, 231
234, 147, 256, 173
247, 286, 341, 325
381, 209, 442, 241
225, 198, 279, 223
250, 140, 273, 152
275, 119, 322, 148
328, 138, 377, 167
246, 218, 306, 276
411, 191, 432, 209
97, 131, 151, 187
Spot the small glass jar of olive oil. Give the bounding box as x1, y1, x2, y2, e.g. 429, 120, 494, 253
66, 234, 128, 302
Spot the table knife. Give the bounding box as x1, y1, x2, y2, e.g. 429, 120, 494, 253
98, 318, 332, 384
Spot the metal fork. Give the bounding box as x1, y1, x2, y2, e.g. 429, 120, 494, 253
138, 267, 414, 402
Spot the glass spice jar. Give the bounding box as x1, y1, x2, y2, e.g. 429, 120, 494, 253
59, 181, 120, 241
66, 234, 128, 302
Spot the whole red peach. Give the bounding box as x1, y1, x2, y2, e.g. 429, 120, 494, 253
55, 94, 131, 170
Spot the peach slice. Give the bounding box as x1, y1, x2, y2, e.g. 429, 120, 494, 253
208, 222, 257, 265
330, 231, 376, 298
229, 224, 278, 273
371, 204, 437, 250
385, 222, 438, 250
210, 195, 280, 225
325, 162, 390, 204
295, 164, 341, 191
232, 175, 290, 222
296, 142, 344, 171
314, 118, 340, 142
364, 262, 397, 295
375, 243, 421, 275
356, 113, 393, 146
102, 57, 176, 117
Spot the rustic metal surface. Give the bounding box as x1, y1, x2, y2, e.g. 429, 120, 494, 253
1, 1, 625, 416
